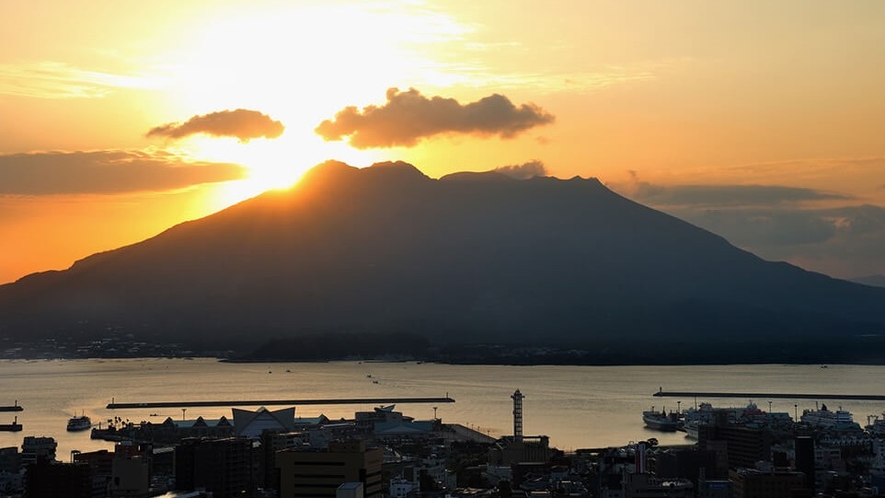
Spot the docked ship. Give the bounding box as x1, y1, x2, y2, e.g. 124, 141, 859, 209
0, 417, 22, 432
800, 403, 862, 432
643, 408, 679, 432
67, 414, 92, 432
681, 401, 794, 438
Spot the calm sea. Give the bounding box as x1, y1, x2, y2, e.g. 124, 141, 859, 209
1, 359, 884, 459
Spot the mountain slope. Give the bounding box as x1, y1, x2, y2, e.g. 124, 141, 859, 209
2, 161, 884, 361
851, 274, 885, 288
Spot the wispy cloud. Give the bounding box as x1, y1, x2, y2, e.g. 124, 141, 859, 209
0, 150, 247, 195
147, 109, 285, 143
0, 61, 161, 99
494, 160, 547, 180
316, 88, 554, 149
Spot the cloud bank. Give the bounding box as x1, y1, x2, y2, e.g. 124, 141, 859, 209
147, 109, 285, 142
0, 150, 247, 195
629, 182, 850, 208
611, 176, 885, 279
315, 88, 554, 148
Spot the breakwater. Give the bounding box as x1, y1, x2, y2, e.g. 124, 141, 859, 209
107, 396, 455, 409
653, 390, 885, 401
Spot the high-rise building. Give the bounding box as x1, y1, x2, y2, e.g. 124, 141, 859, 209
729, 468, 808, 498
275, 440, 383, 498
175, 437, 253, 498
21, 436, 57, 467
24, 460, 93, 498
698, 423, 771, 470
794, 435, 815, 492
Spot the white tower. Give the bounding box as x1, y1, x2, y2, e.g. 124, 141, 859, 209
511, 389, 524, 442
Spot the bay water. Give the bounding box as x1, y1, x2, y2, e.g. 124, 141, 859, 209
1, 359, 884, 459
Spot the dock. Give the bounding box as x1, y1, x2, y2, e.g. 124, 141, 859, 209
107, 396, 455, 410
653, 390, 885, 401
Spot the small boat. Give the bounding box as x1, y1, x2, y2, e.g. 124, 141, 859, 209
67, 414, 92, 432
0, 417, 22, 432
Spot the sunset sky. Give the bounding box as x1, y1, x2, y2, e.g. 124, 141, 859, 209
2, 0, 884, 284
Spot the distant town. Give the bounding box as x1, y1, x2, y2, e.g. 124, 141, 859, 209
0, 333, 594, 365
3, 387, 885, 497
6, 331, 885, 367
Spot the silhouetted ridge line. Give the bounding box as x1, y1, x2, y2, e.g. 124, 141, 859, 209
1, 160, 884, 364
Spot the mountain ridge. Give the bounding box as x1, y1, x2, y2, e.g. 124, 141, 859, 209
1, 161, 884, 362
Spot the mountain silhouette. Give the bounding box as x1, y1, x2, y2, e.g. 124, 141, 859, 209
2, 161, 884, 363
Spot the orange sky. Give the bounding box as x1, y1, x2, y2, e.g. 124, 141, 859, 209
2, 0, 885, 284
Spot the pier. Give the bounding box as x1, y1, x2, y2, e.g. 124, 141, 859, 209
107, 396, 455, 410
0, 401, 23, 412
0, 417, 22, 432
653, 390, 885, 401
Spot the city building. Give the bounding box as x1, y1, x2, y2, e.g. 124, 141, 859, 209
21, 436, 57, 467
175, 437, 253, 498
0, 446, 20, 473
728, 468, 809, 498
615, 472, 694, 498
233, 406, 297, 437
698, 421, 772, 470
336, 481, 364, 498
275, 440, 383, 498
654, 447, 721, 484
489, 390, 553, 465
112, 443, 152, 498
24, 460, 93, 498
73, 448, 115, 496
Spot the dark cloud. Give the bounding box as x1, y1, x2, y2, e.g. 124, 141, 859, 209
315, 87, 555, 148
147, 109, 284, 142
659, 204, 885, 279
628, 182, 850, 208
614, 177, 885, 278
494, 160, 547, 180
0, 150, 247, 195
676, 208, 838, 247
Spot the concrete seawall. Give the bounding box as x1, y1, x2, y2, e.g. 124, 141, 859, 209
107, 396, 455, 409
653, 391, 885, 400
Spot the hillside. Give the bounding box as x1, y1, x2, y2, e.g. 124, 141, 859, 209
1, 161, 884, 363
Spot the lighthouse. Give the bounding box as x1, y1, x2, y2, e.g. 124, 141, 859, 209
511, 389, 524, 442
